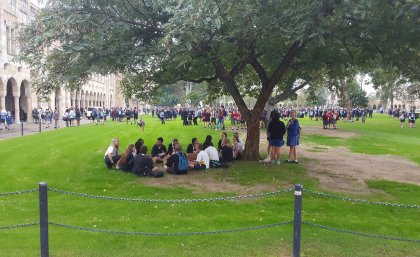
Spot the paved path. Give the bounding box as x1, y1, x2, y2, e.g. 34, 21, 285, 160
0, 118, 93, 140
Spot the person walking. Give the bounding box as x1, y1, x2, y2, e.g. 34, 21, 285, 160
286, 110, 301, 164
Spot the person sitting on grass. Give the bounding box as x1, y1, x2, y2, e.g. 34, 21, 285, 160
134, 138, 144, 155
218, 132, 228, 152
220, 138, 234, 163
151, 137, 168, 162
233, 136, 244, 160
165, 144, 189, 175
187, 137, 199, 161
116, 144, 136, 171
168, 138, 179, 156
104, 138, 121, 169
203, 135, 213, 150
189, 143, 209, 170
205, 144, 226, 168
132, 146, 163, 177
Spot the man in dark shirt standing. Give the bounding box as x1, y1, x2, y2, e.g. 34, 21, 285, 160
165, 144, 188, 175
151, 137, 168, 162
131, 146, 161, 176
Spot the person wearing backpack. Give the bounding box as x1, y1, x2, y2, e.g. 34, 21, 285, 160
165, 144, 189, 175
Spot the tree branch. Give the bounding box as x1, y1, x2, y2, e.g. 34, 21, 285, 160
269, 80, 308, 105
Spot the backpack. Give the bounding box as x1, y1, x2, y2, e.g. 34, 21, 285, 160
177, 153, 189, 171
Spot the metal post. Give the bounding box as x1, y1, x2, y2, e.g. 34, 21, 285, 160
293, 184, 303, 257
21, 122, 24, 136
39, 182, 49, 257
39, 120, 42, 133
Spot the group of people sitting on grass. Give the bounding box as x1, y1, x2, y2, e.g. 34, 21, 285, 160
103, 134, 244, 177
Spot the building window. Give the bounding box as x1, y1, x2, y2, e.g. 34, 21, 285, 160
6, 26, 15, 55
10, 0, 17, 11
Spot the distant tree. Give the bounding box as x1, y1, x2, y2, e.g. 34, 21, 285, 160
338, 80, 369, 108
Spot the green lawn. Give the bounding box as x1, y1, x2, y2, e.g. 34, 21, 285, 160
300, 114, 420, 164
0, 115, 419, 257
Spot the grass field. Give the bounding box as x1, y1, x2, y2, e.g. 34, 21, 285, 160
0, 114, 419, 257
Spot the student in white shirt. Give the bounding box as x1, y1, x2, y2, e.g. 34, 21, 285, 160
189, 143, 209, 170
104, 138, 121, 169
205, 145, 219, 161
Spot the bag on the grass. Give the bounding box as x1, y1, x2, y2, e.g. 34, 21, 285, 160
149, 171, 164, 178
210, 160, 228, 169
176, 153, 189, 171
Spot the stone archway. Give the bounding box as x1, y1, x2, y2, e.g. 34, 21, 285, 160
5, 78, 19, 122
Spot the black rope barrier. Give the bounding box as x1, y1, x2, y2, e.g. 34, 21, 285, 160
0, 223, 40, 230
47, 187, 294, 203
0, 189, 38, 197
303, 189, 420, 209
48, 221, 294, 236
303, 221, 420, 243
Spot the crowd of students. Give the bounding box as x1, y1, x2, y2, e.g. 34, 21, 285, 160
103, 133, 246, 177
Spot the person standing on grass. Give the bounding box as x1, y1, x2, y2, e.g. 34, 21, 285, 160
104, 138, 121, 169
261, 110, 275, 163
286, 110, 301, 164
75, 108, 81, 126
267, 112, 286, 165
408, 111, 416, 128
53, 108, 59, 129
400, 112, 406, 128
361, 109, 367, 124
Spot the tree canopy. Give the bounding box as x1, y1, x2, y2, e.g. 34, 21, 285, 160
17, 0, 420, 160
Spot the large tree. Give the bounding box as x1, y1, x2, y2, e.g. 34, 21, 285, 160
17, 0, 420, 160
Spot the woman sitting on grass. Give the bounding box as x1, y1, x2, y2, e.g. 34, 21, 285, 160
104, 138, 121, 169
220, 138, 233, 163
203, 135, 213, 150
116, 144, 136, 171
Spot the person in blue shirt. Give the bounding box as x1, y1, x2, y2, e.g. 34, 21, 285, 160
408, 112, 416, 128
286, 110, 301, 164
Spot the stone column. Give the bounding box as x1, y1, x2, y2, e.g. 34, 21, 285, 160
26, 92, 33, 121
0, 91, 5, 110
13, 92, 20, 123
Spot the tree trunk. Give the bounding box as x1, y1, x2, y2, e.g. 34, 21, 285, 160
337, 81, 352, 120
242, 115, 261, 160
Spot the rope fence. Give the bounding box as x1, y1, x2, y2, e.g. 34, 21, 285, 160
303, 189, 420, 209
47, 187, 293, 202
1, 183, 419, 257
302, 221, 420, 243
48, 221, 294, 236
0, 188, 38, 197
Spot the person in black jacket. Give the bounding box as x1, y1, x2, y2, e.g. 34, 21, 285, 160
131, 146, 161, 176
168, 138, 178, 156
165, 144, 188, 175
151, 137, 168, 162
267, 112, 286, 165
220, 138, 233, 163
